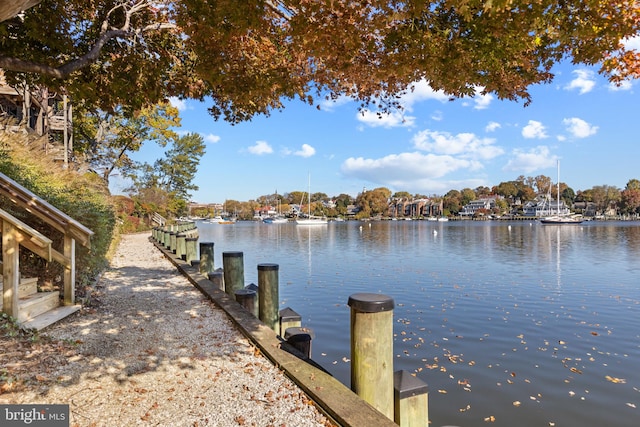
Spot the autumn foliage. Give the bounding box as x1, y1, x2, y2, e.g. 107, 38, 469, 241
0, 1, 638, 122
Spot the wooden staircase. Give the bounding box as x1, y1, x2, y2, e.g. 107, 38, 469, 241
0, 276, 81, 330
1, 172, 93, 331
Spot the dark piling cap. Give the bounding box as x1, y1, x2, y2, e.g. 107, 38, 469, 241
245, 283, 258, 292
257, 263, 279, 271
207, 271, 223, 280
190, 260, 200, 267
185, 237, 198, 242
348, 293, 394, 313
200, 241, 214, 247
284, 326, 315, 341
394, 370, 429, 399
234, 289, 256, 297
279, 307, 301, 322
176, 234, 186, 238
223, 251, 243, 257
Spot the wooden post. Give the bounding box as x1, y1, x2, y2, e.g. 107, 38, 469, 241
222, 251, 244, 296
258, 263, 279, 335
169, 232, 177, 253
207, 270, 224, 291
284, 326, 315, 359
234, 288, 258, 317
199, 242, 215, 275
1, 221, 20, 317
185, 237, 198, 264
63, 235, 75, 305
348, 293, 395, 420
176, 234, 186, 260
394, 370, 429, 427
279, 307, 302, 333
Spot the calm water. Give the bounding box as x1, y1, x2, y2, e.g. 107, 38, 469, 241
195, 220, 640, 427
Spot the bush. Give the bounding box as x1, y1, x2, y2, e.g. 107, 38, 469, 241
0, 133, 117, 290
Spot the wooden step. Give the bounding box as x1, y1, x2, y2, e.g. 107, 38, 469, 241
21, 304, 81, 331
17, 291, 60, 322
18, 277, 38, 298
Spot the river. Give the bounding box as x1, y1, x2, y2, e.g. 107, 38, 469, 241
195, 219, 640, 427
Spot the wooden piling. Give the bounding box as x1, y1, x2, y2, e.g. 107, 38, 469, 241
199, 242, 215, 275
284, 326, 315, 359
222, 251, 244, 296
348, 292, 395, 420
258, 263, 279, 335
394, 370, 429, 427
279, 307, 302, 333
176, 234, 186, 260
235, 288, 258, 317
185, 237, 198, 264
207, 270, 224, 291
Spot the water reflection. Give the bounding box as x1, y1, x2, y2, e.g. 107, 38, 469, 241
195, 220, 640, 427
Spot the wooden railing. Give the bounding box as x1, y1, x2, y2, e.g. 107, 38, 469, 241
0, 172, 93, 320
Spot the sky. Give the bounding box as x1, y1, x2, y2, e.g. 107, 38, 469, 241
111, 38, 640, 204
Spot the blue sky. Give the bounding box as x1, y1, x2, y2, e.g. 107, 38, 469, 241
113, 38, 640, 204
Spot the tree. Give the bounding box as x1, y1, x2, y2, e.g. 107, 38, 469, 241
1, 1, 638, 122
154, 132, 206, 200
443, 189, 462, 214
620, 187, 640, 215
460, 188, 476, 205
75, 101, 180, 185
356, 187, 391, 218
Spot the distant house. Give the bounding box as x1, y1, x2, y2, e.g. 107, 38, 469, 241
460, 196, 501, 216
1, 71, 73, 166
522, 197, 569, 217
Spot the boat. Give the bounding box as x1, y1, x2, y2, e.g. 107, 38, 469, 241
296, 174, 328, 225
264, 196, 289, 223
540, 160, 583, 225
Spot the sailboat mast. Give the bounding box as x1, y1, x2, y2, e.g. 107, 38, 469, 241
557, 159, 560, 215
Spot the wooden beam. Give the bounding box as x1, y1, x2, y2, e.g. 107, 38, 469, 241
63, 235, 75, 305
2, 220, 20, 317
0, 172, 93, 248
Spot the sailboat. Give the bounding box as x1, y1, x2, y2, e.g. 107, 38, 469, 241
296, 174, 328, 225
540, 160, 583, 224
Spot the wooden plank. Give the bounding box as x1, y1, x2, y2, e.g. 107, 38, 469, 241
63, 235, 75, 305
20, 305, 81, 331
0, 173, 93, 248
2, 221, 20, 317
0, 208, 52, 251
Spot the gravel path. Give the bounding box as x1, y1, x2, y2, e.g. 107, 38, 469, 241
6, 233, 334, 427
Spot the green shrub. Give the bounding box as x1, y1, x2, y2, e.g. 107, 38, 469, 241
0, 133, 116, 290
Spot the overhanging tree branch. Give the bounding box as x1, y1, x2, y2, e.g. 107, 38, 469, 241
0, 0, 176, 78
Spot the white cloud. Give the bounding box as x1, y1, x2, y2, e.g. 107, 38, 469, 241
340, 152, 489, 195
562, 117, 598, 138
485, 121, 501, 132
357, 109, 414, 128
503, 146, 556, 173
319, 94, 351, 112
203, 133, 221, 144
472, 88, 494, 110
412, 129, 503, 160
608, 80, 633, 91
294, 144, 316, 158
248, 140, 273, 155
431, 110, 444, 121
522, 120, 548, 139
168, 96, 188, 111
623, 34, 640, 51
356, 79, 448, 128
565, 69, 596, 94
